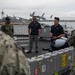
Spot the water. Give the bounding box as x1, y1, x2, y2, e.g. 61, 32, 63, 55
13, 22, 75, 35
0, 22, 75, 35
40, 22, 75, 29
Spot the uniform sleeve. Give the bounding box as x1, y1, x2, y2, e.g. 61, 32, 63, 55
60, 26, 64, 34
38, 23, 41, 29
1, 26, 5, 31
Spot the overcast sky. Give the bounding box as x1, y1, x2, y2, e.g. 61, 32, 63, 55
0, 0, 75, 20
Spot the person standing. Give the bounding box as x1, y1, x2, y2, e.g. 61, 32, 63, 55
27, 16, 41, 53
50, 17, 65, 50
1, 17, 14, 37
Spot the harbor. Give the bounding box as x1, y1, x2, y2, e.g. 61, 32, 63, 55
0, 0, 75, 74
0, 14, 74, 75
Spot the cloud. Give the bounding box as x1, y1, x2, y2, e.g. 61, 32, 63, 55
0, 0, 75, 19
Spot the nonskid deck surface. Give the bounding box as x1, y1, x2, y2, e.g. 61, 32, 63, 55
15, 36, 50, 58
16, 36, 71, 75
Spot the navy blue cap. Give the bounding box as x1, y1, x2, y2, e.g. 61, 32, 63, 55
5, 17, 11, 20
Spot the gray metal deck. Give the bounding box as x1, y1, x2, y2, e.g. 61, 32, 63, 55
16, 36, 50, 58
15, 36, 70, 75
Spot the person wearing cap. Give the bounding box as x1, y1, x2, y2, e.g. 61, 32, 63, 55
1, 17, 14, 37
27, 16, 41, 54
50, 17, 65, 50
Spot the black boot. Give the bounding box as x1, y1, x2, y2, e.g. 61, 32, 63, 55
26, 51, 32, 54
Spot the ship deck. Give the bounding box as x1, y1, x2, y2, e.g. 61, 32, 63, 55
15, 36, 70, 75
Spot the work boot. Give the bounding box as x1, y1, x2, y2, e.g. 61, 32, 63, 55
35, 50, 38, 53
42, 48, 47, 51
26, 51, 32, 54
48, 49, 53, 52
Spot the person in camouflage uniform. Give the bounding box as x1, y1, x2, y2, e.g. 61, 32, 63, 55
1, 17, 14, 37
0, 31, 31, 75
68, 30, 75, 75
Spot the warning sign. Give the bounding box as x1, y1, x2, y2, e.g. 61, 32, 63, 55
42, 65, 46, 73
34, 69, 38, 75
62, 54, 67, 67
